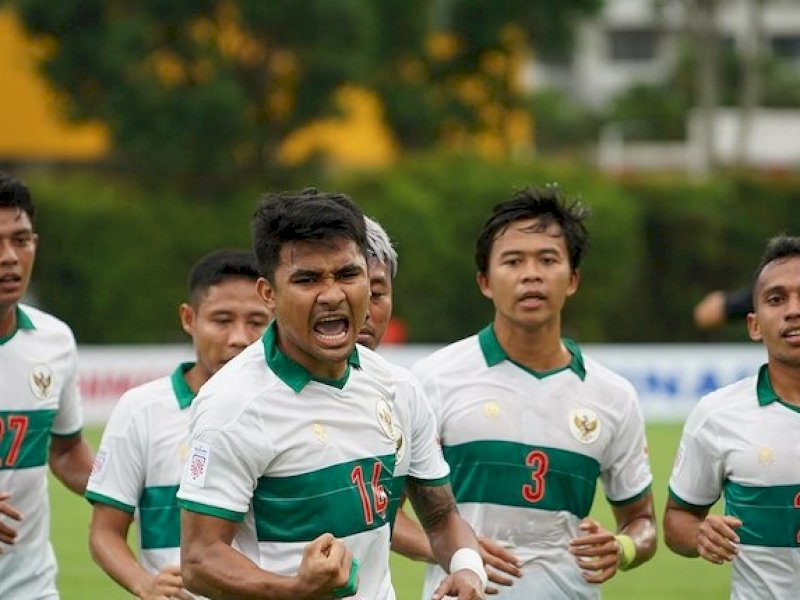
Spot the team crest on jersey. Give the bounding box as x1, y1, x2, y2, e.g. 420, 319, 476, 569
376, 398, 405, 462
483, 401, 500, 419
568, 408, 601, 444
29, 364, 54, 400
757, 446, 775, 466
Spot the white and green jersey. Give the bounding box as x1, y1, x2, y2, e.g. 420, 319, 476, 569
85, 363, 196, 578
413, 325, 652, 600
0, 304, 83, 600
669, 365, 800, 600
176, 323, 449, 600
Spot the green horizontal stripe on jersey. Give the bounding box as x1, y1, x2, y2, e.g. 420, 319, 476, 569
139, 485, 181, 549
443, 441, 600, 518
0, 409, 57, 470
724, 481, 800, 548
254, 454, 400, 542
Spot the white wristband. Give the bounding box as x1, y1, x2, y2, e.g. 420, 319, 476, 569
449, 547, 488, 591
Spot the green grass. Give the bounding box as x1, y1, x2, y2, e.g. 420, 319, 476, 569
51, 424, 730, 599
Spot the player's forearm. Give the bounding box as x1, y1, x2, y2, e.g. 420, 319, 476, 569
49, 438, 93, 495
391, 509, 434, 562
182, 540, 298, 600
426, 512, 481, 571
617, 514, 657, 568
89, 528, 154, 597
663, 507, 702, 558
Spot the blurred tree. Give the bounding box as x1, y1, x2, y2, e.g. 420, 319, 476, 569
9, 0, 603, 192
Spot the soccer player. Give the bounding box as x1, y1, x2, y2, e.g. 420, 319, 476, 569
177, 189, 487, 600
356, 216, 397, 352
0, 171, 94, 599
85, 249, 270, 600
403, 187, 657, 599
665, 234, 800, 598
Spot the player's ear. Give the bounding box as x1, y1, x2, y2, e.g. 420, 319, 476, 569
566, 268, 580, 297
476, 270, 493, 300
179, 302, 195, 337
256, 277, 277, 315
746, 310, 762, 342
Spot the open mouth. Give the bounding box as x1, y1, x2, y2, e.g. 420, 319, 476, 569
518, 290, 546, 307
313, 315, 351, 346
781, 327, 800, 342
0, 274, 21, 289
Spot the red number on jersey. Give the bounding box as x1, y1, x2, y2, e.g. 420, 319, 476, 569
522, 450, 549, 503
351, 461, 388, 525
0, 415, 30, 467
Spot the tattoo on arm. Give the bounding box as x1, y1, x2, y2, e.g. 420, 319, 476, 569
406, 481, 458, 532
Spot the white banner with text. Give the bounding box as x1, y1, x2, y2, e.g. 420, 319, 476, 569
78, 343, 767, 426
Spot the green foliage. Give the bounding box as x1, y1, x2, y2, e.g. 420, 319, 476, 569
22, 159, 800, 345
10, 1, 604, 191
334, 153, 642, 343
530, 89, 601, 151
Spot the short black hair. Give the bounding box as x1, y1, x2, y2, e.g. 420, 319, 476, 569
475, 186, 590, 275
251, 188, 367, 282
188, 249, 260, 306
752, 234, 800, 303
0, 171, 35, 223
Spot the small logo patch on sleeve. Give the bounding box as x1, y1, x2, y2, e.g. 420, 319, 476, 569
89, 448, 109, 483
183, 441, 211, 488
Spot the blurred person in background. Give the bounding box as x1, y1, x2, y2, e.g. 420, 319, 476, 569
693, 285, 754, 330
0, 171, 94, 599
398, 187, 657, 599
85, 249, 270, 600
665, 235, 800, 599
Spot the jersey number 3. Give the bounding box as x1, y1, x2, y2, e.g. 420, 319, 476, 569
522, 450, 549, 503
0, 415, 30, 467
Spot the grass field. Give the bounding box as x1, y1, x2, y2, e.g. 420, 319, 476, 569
50, 424, 731, 599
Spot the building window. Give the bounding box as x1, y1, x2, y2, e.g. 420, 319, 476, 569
607, 28, 660, 62
772, 35, 800, 61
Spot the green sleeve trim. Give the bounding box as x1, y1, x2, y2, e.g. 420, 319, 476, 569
668, 487, 716, 511
51, 428, 82, 439
407, 474, 450, 487
607, 483, 652, 507
178, 499, 245, 523
85, 491, 136, 514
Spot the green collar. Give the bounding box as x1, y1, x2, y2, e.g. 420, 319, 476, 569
170, 362, 197, 410
477, 323, 586, 381
756, 364, 800, 414
0, 306, 36, 345
261, 321, 360, 393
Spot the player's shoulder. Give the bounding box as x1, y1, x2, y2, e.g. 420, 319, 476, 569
18, 303, 76, 346
411, 335, 481, 379
581, 351, 638, 398
114, 374, 174, 413
687, 374, 757, 427
192, 341, 276, 425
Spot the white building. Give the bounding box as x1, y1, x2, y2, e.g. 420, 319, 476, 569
535, 0, 800, 109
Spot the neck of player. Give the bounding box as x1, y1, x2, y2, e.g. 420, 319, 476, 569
493, 312, 571, 373
0, 302, 17, 338
767, 360, 800, 406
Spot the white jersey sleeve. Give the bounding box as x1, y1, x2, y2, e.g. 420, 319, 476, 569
600, 387, 653, 504
668, 402, 723, 508
86, 391, 146, 512
178, 421, 274, 520
401, 371, 449, 483
51, 331, 83, 435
